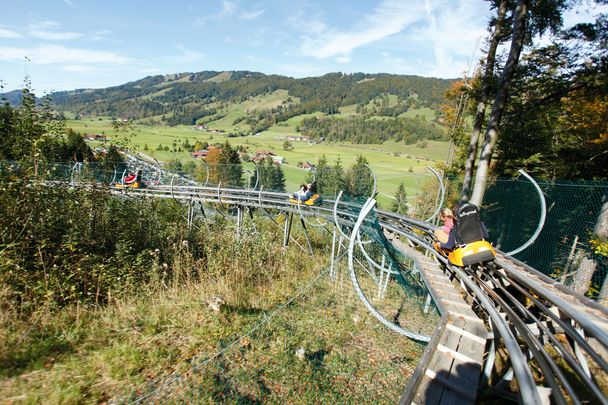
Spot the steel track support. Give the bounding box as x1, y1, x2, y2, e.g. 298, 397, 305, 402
299, 216, 314, 255
334, 234, 345, 287
382, 262, 391, 298
377, 256, 386, 299
187, 199, 194, 227
482, 320, 497, 386
236, 206, 242, 241
573, 324, 592, 378
330, 226, 337, 280
283, 212, 293, 248
199, 201, 206, 219
423, 293, 432, 314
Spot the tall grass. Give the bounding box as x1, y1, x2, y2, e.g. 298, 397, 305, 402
0, 175, 424, 403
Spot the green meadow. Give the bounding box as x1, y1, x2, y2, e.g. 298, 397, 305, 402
67, 93, 449, 209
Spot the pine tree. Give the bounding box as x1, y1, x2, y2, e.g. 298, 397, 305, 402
306, 155, 330, 194
347, 155, 374, 197
219, 141, 243, 187
392, 182, 409, 215
271, 163, 286, 192
327, 157, 346, 196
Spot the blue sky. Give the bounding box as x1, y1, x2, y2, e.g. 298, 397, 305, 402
0, 0, 604, 93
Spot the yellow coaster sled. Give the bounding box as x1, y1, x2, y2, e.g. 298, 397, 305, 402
289, 194, 322, 206
447, 240, 496, 267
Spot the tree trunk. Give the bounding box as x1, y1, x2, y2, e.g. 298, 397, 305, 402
470, 0, 529, 207
461, 0, 508, 203
569, 252, 597, 295
595, 199, 608, 305
594, 199, 608, 240
599, 276, 608, 306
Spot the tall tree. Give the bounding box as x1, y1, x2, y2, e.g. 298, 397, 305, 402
326, 158, 347, 196
306, 155, 330, 194
346, 155, 374, 197
392, 182, 409, 215
470, 0, 529, 205
218, 141, 243, 187
271, 162, 286, 192
461, 0, 509, 202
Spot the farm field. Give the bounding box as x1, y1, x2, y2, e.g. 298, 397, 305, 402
67, 106, 450, 209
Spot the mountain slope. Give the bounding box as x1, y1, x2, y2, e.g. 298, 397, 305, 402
48, 71, 454, 127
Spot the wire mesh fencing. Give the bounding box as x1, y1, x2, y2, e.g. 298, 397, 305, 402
482, 177, 608, 301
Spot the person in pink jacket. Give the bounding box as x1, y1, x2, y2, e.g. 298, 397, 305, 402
434, 207, 454, 244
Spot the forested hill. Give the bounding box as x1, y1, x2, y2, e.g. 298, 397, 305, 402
47, 71, 453, 126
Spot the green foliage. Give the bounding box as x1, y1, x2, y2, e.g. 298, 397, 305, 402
0, 177, 187, 309
305, 155, 329, 194
167, 159, 183, 173
346, 155, 374, 197
253, 156, 286, 192
0, 84, 55, 164
325, 158, 347, 196
591, 238, 608, 258
297, 115, 445, 144
218, 142, 244, 187
97, 145, 127, 177
392, 182, 409, 215
304, 155, 375, 198
494, 39, 608, 179
41, 128, 94, 163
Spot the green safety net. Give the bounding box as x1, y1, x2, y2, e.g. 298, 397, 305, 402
334, 193, 441, 336
482, 177, 608, 300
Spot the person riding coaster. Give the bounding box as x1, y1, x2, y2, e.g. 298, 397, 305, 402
114, 169, 146, 189
289, 182, 322, 206
433, 203, 495, 267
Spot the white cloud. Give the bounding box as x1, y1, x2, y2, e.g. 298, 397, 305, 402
300, 0, 427, 59
563, 2, 608, 28
218, 0, 238, 18
240, 9, 265, 20
64, 0, 75, 6
0, 27, 21, 38
91, 30, 113, 41
0, 44, 133, 65
175, 44, 205, 62
63, 64, 96, 72
140, 68, 162, 74
399, 0, 489, 78
28, 20, 84, 41
335, 55, 351, 63
194, 0, 242, 26
30, 30, 84, 40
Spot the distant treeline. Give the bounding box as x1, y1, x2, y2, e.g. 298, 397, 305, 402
297, 115, 446, 144
49, 71, 453, 127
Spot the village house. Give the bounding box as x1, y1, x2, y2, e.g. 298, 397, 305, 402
254, 150, 275, 159
83, 134, 107, 141
301, 162, 316, 171
286, 135, 310, 142
271, 155, 286, 165
191, 151, 208, 159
